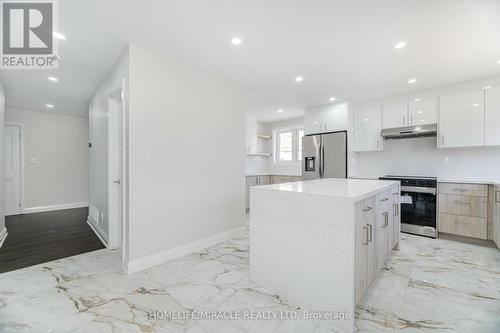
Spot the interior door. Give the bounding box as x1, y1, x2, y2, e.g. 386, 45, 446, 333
322, 132, 347, 179
4, 125, 21, 216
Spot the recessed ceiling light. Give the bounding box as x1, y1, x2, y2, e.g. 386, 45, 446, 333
45, 104, 54, 108
363, 118, 368, 122
419, 119, 425, 122
277, 109, 284, 113
497, 59, 500, 64
295, 76, 304, 83
393, 41, 407, 49
472, 103, 480, 107
484, 86, 492, 90
417, 110, 424, 114
414, 98, 421, 102
408, 78, 417, 84
53, 32, 66, 40
48, 76, 58, 82
231, 37, 242, 46
329, 96, 336, 102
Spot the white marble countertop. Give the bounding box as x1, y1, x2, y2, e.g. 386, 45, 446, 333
246, 173, 302, 177
349, 176, 500, 187
254, 178, 399, 200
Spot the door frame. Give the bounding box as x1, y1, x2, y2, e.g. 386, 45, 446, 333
4, 123, 25, 215
107, 79, 127, 264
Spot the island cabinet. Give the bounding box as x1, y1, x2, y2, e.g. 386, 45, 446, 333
355, 184, 401, 305
250, 178, 400, 333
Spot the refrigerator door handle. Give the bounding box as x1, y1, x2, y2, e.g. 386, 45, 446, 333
318, 136, 323, 178
321, 140, 325, 179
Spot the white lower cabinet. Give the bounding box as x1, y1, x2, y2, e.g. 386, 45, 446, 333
438, 89, 485, 148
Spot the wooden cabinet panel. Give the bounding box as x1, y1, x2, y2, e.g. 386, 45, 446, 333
494, 187, 500, 248
439, 213, 487, 239
438, 194, 487, 218
439, 183, 488, 197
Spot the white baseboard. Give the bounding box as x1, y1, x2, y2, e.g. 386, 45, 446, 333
0, 227, 7, 248
23, 202, 89, 214
87, 217, 109, 248
126, 226, 246, 274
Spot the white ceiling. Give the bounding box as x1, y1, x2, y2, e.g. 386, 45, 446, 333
1, 0, 500, 121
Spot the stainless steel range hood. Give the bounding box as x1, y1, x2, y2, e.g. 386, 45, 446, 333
381, 124, 437, 139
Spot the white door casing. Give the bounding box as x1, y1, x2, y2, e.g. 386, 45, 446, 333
4, 125, 21, 216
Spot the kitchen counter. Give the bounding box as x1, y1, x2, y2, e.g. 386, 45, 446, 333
350, 176, 500, 186
257, 178, 398, 201
246, 173, 302, 177
250, 178, 401, 333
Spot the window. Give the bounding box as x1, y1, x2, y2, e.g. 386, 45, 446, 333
274, 126, 304, 163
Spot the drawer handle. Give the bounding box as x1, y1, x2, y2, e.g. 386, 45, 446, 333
453, 188, 469, 192
362, 226, 369, 245
392, 192, 399, 196
454, 200, 472, 205
496, 191, 500, 203
381, 198, 389, 202
367, 224, 373, 242
363, 206, 373, 212
382, 212, 389, 227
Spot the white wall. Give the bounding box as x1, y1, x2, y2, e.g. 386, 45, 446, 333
127, 44, 245, 267
0, 81, 5, 241
88, 48, 129, 243
350, 75, 500, 181
5, 109, 89, 211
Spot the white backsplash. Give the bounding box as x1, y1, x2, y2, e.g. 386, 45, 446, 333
350, 136, 500, 181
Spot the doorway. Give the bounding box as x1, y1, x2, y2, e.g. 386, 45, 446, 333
4, 124, 22, 216
107, 81, 126, 262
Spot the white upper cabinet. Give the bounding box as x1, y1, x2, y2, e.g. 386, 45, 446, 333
485, 86, 500, 146
305, 103, 349, 135
438, 89, 485, 148
354, 106, 383, 152
408, 96, 437, 126
382, 102, 407, 129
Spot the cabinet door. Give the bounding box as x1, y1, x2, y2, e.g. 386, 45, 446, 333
304, 109, 324, 135
391, 187, 401, 249
376, 191, 390, 269
246, 177, 258, 210
408, 97, 437, 126
485, 86, 500, 146
438, 89, 485, 148
382, 102, 408, 129
354, 106, 383, 152
324, 103, 349, 133
355, 196, 375, 303
494, 187, 500, 248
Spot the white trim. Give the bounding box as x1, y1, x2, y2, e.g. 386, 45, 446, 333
22, 202, 89, 214
87, 217, 109, 247
0, 227, 8, 248
126, 227, 246, 274
4, 123, 24, 216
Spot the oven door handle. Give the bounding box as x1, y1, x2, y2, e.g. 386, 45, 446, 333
401, 186, 436, 194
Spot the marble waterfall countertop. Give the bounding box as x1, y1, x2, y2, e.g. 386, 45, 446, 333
254, 178, 400, 201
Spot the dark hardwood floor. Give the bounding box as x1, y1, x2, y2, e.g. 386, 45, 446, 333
0, 208, 105, 274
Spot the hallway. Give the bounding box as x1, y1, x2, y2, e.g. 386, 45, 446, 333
0, 208, 104, 273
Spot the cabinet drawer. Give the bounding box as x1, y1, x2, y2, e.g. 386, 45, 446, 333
439, 213, 487, 239
438, 183, 488, 197
438, 194, 487, 218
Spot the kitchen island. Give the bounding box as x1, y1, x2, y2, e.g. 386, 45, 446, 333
249, 178, 401, 333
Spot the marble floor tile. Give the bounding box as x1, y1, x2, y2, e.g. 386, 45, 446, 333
0, 232, 499, 333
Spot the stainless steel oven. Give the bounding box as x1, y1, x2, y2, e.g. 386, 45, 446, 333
380, 176, 437, 238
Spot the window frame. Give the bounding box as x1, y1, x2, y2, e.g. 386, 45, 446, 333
273, 125, 305, 164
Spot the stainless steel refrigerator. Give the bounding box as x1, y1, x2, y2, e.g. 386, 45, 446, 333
302, 131, 347, 180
